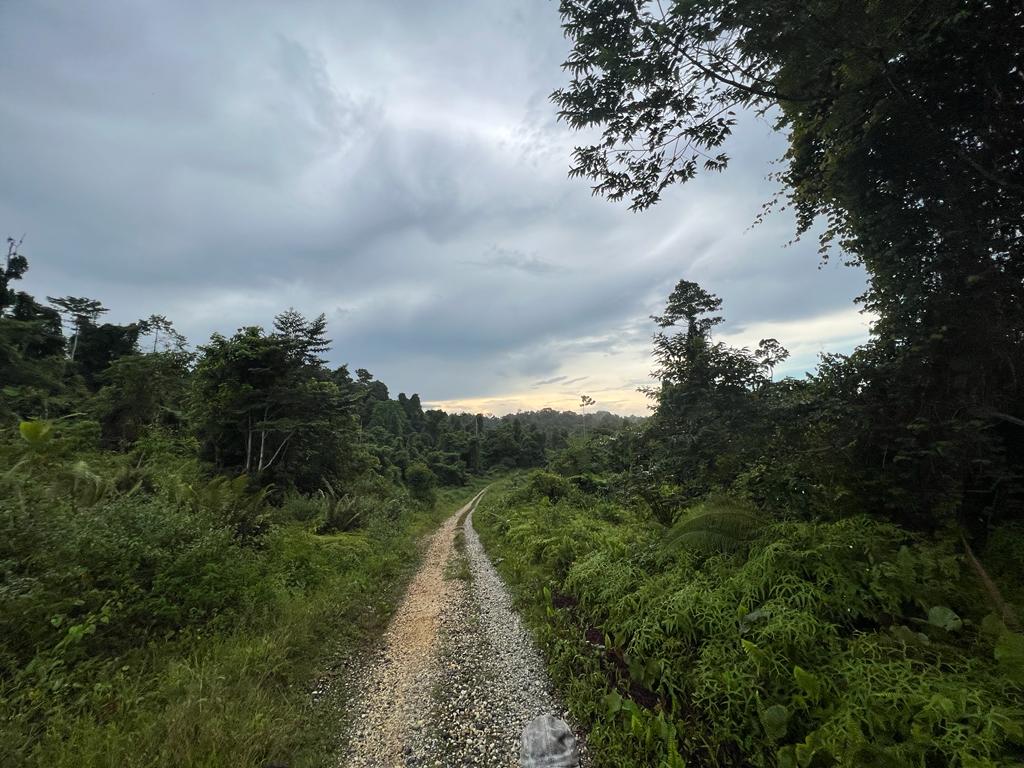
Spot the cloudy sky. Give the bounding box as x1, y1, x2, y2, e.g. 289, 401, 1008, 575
0, 1, 871, 415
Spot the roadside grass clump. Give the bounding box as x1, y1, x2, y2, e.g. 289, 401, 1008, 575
444, 527, 473, 583
475, 471, 1024, 768
0, 430, 487, 768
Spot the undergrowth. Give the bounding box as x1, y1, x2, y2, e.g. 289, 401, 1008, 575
475, 472, 1024, 768
0, 428, 488, 768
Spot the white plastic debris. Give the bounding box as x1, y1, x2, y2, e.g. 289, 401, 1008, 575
520, 714, 580, 768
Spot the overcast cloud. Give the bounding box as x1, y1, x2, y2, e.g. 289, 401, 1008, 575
0, 0, 871, 415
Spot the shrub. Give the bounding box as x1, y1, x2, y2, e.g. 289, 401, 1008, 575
0, 493, 264, 693
405, 461, 437, 505
514, 469, 573, 504
474, 475, 1024, 768
568, 473, 608, 495
0, 430, 466, 767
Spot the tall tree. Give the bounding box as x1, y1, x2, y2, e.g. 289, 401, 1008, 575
138, 314, 186, 354
0, 292, 67, 420
189, 325, 358, 490
645, 280, 782, 503
74, 320, 141, 388
756, 338, 788, 383
1, 236, 28, 315
579, 394, 595, 438
47, 296, 107, 361
92, 349, 191, 446
553, 0, 1024, 525
354, 368, 389, 426
273, 308, 331, 365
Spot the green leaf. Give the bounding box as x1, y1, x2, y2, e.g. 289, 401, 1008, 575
760, 703, 790, 740
628, 655, 645, 682
19, 419, 53, 445
989, 708, 1023, 740
995, 631, 1024, 684
630, 712, 643, 737
777, 746, 797, 768
655, 713, 671, 741
795, 741, 817, 768
645, 657, 663, 681
793, 666, 821, 701
604, 690, 623, 716
889, 624, 931, 646
981, 613, 1005, 638
741, 638, 768, 665
927, 606, 962, 632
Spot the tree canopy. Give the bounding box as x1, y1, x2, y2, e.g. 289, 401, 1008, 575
555, 0, 1024, 527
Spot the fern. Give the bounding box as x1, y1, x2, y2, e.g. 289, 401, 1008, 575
664, 499, 764, 555
476, 477, 1024, 768
171, 474, 271, 542
315, 480, 363, 534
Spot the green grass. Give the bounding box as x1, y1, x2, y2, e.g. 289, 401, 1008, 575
444, 527, 473, 583
1, 457, 493, 768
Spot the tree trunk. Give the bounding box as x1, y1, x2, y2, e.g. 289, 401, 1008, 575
256, 407, 268, 473
245, 414, 253, 472
259, 431, 294, 473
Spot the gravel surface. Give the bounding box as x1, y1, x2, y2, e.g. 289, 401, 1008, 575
340, 497, 470, 767
339, 490, 587, 767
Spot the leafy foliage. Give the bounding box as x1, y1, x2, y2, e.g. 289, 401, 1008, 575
478, 268, 1024, 767
554, 0, 1024, 531
0, 421, 483, 767
476, 474, 1024, 767
663, 497, 763, 555
0, 244, 509, 766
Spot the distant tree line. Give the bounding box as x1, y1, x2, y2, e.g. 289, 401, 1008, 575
0, 249, 626, 498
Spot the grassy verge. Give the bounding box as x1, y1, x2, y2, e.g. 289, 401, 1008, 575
474, 472, 1024, 768
1, 454, 492, 768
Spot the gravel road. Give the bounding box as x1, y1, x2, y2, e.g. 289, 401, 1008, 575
339, 490, 587, 767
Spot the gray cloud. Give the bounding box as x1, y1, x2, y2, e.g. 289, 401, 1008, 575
0, 0, 869, 414
465, 246, 565, 275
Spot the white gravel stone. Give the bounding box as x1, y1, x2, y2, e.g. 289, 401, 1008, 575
336, 491, 588, 767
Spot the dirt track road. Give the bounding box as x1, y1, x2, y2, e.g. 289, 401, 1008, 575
340, 490, 585, 767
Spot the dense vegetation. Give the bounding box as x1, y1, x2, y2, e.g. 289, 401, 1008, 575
478, 472, 1023, 767
554, 0, 1024, 530
0, 248, 623, 766
3, 0, 1022, 765
469, 2, 1024, 767
1, 247, 626, 493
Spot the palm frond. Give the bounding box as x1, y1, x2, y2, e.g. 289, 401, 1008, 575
664, 500, 764, 555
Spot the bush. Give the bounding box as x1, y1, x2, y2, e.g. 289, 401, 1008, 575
474, 475, 1024, 768
405, 461, 437, 505
313, 490, 398, 535
568, 473, 609, 495
514, 469, 573, 504
0, 492, 265, 697
0, 430, 465, 767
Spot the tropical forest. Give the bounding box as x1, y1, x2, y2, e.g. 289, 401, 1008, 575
1, 1, 1022, 767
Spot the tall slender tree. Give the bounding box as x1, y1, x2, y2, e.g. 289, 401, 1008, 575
1, 236, 28, 316
47, 296, 107, 361
579, 394, 595, 437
